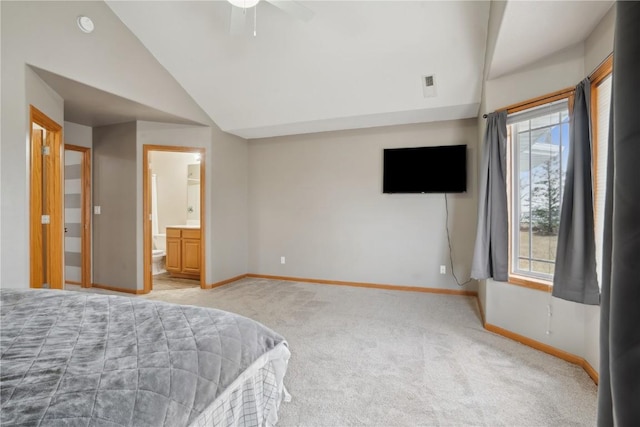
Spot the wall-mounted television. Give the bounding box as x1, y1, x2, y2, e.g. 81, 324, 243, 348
383, 144, 467, 193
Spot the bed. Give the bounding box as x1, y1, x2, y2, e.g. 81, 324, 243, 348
0, 289, 291, 426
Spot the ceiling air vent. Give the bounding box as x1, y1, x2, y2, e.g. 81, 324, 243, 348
422, 74, 437, 98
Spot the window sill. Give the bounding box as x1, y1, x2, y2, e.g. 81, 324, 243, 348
508, 274, 552, 292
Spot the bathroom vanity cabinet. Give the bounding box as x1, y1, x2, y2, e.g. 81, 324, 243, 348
165, 226, 201, 279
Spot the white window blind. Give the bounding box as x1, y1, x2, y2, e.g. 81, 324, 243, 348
594, 75, 612, 287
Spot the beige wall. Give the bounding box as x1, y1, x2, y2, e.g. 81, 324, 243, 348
93, 122, 138, 290
249, 120, 479, 290
149, 151, 196, 233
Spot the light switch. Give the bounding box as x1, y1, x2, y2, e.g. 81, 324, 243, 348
94, 206, 101, 215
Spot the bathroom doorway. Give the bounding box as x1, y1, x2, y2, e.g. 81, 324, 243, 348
143, 145, 205, 292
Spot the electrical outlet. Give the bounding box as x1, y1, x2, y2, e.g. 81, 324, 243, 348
440, 265, 446, 274
280, 256, 286, 265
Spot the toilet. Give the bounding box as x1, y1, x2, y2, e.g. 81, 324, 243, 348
152, 233, 166, 275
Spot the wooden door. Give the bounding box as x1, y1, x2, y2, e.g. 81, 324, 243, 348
30, 128, 45, 288
30, 106, 63, 289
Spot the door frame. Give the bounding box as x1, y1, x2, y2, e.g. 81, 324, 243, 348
64, 144, 92, 288
29, 105, 64, 289
142, 145, 206, 293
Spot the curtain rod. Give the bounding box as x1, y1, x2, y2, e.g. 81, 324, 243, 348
482, 108, 506, 119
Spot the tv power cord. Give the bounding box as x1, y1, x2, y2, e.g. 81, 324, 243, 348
445, 193, 473, 287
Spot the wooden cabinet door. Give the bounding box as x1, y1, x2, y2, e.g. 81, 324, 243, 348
182, 239, 201, 275
165, 238, 181, 272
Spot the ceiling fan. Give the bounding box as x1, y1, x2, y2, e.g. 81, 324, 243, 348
227, 0, 314, 35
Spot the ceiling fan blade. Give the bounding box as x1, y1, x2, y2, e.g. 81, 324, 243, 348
229, 5, 247, 35
267, 0, 314, 22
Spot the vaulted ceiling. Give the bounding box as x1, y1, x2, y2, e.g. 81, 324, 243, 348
55, 1, 615, 139
489, 0, 613, 79
107, 0, 491, 139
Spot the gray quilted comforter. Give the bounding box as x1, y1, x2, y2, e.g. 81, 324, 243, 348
0, 289, 287, 426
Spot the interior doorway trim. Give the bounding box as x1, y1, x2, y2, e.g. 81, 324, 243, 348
64, 144, 92, 288
29, 105, 63, 289
142, 145, 206, 293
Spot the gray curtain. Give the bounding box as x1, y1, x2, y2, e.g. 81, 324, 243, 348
551, 79, 600, 304
597, 70, 616, 427
471, 111, 508, 281
597, 1, 640, 425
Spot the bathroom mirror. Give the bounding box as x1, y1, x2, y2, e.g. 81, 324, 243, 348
187, 163, 200, 225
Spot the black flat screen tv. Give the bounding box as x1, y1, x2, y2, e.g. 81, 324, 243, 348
383, 144, 467, 193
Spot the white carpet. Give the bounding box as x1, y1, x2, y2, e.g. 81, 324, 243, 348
142, 278, 597, 426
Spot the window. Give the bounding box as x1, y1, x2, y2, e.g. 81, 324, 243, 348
503, 56, 612, 290
507, 96, 571, 284
591, 56, 613, 286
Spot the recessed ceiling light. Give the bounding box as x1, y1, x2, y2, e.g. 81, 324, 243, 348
77, 16, 94, 34
228, 0, 260, 9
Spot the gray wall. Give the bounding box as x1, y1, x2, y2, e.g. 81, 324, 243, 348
1, 65, 64, 289
584, 5, 616, 76
210, 130, 250, 283
64, 122, 93, 149
93, 122, 138, 290
249, 120, 479, 290
137, 122, 249, 285
482, 44, 586, 357
1, 1, 250, 289
479, 3, 615, 368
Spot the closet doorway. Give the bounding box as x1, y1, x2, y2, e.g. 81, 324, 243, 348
143, 145, 205, 293
63, 144, 91, 288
